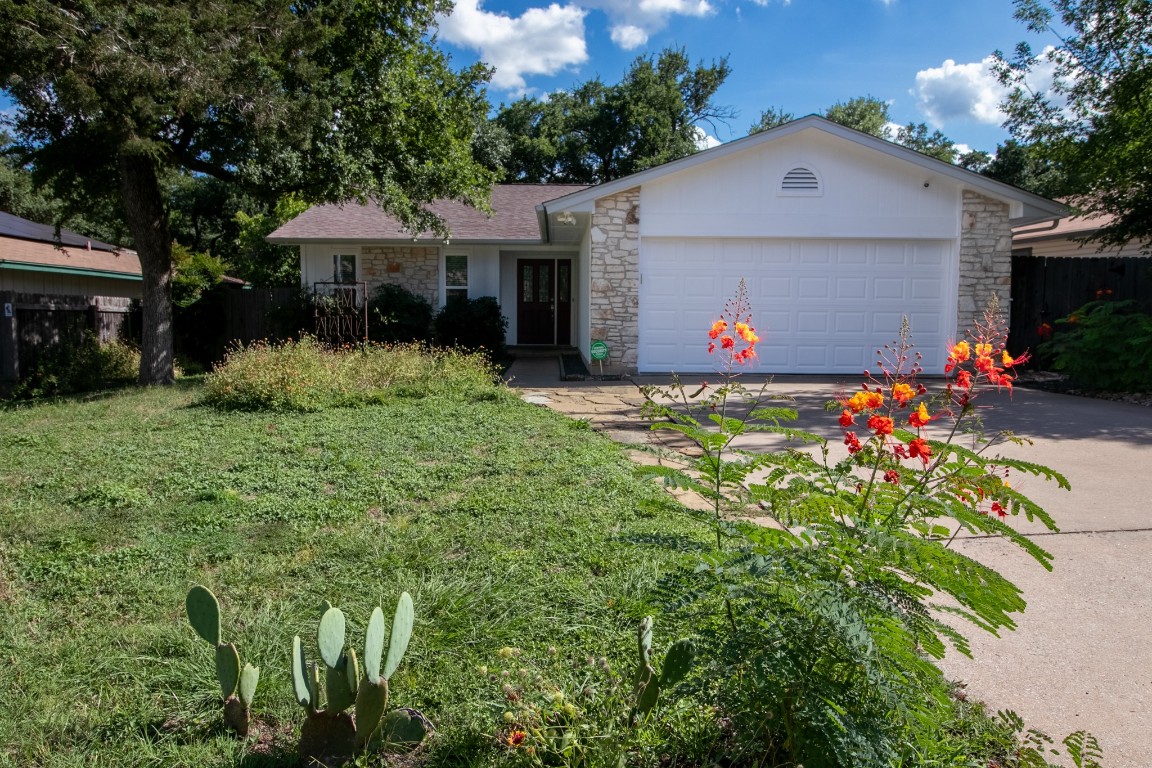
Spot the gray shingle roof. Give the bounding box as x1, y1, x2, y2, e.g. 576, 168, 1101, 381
268, 184, 590, 243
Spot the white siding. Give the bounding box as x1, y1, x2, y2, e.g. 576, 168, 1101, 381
640, 130, 961, 241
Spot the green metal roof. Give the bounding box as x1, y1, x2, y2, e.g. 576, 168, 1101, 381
0, 259, 142, 281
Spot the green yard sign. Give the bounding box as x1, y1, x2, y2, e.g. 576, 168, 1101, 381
590, 340, 609, 361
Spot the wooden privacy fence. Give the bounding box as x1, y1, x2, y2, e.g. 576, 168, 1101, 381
1009, 253, 1152, 357
0, 291, 136, 382
174, 285, 304, 368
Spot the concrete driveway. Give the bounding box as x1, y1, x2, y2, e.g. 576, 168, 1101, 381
509, 358, 1152, 767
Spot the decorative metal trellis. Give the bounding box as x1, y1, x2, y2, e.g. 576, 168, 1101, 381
312, 281, 368, 345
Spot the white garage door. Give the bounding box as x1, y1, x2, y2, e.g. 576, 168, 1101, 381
638, 238, 954, 374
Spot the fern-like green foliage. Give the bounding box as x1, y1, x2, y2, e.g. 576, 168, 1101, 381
637, 298, 1073, 768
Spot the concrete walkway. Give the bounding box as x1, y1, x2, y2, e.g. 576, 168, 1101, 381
506, 356, 1152, 767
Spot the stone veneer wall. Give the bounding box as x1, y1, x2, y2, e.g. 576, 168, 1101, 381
589, 187, 641, 370
957, 191, 1013, 334
358, 245, 440, 306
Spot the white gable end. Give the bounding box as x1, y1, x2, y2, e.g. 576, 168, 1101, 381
640, 129, 962, 241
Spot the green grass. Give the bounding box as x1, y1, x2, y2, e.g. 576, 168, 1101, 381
0, 381, 710, 766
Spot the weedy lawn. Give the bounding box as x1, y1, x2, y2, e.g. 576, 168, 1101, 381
0, 381, 710, 766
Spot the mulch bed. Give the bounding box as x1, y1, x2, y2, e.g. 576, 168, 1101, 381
1015, 372, 1152, 407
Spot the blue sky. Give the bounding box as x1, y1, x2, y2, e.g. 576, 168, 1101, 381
436, 0, 1058, 155
1, 1, 1057, 157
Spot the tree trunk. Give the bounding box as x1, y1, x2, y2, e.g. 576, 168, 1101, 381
117, 145, 175, 385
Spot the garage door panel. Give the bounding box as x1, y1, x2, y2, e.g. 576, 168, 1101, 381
834, 346, 868, 369
834, 312, 867, 333
799, 243, 832, 264
639, 238, 955, 373
911, 278, 943, 299
873, 278, 905, 299
836, 277, 867, 299
798, 277, 830, 298
797, 312, 828, 333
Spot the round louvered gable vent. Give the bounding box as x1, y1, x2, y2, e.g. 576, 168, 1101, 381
781, 167, 820, 195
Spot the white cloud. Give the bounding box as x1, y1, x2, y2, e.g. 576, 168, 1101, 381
912, 48, 1063, 129
437, 1, 588, 92
610, 24, 648, 49
438, 0, 724, 93
694, 126, 722, 149
578, 0, 714, 53
912, 56, 1006, 126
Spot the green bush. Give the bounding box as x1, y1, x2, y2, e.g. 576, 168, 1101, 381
434, 296, 508, 357
367, 283, 434, 343
12, 330, 139, 399
1039, 299, 1152, 391
202, 335, 502, 411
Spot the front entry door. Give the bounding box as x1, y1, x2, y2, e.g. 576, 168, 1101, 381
517, 259, 555, 344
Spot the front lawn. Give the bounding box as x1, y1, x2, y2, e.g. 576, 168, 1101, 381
0, 381, 710, 766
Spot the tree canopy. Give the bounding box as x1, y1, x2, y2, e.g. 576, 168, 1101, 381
994, 0, 1152, 252
493, 48, 733, 184
0, 0, 497, 383
749, 96, 975, 165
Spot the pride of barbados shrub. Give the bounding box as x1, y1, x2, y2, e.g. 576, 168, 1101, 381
639, 281, 1084, 767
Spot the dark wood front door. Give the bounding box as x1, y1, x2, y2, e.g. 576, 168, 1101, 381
518, 259, 555, 344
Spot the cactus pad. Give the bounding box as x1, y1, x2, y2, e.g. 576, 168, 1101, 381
344, 648, 360, 695
380, 708, 433, 747
354, 679, 389, 750
215, 642, 241, 699
239, 663, 260, 708
292, 635, 311, 708
364, 606, 385, 683
636, 616, 654, 665
660, 639, 695, 687
326, 658, 356, 714
383, 592, 413, 681
318, 607, 346, 669
186, 585, 221, 646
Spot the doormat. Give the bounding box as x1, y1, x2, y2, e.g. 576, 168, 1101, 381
559, 353, 590, 380
560, 353, 623, 381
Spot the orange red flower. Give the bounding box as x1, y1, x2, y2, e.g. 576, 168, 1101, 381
844, 431, 862, 454
839, 409, 855, 427
867, 415, 894, 436
846, 389, 885, 413
908, 402, 931, 428
891, 382, 915, 406
708, 320, 727, 340
907, 437, 932, 465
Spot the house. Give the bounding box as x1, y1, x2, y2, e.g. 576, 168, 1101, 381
1010, 211, 1151, 352
269, 116, 1066, 374
0, 211, 141, 298
0, 211, 142, 382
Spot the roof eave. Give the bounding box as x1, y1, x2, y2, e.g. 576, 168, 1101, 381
539, 115, 1069, 225
0, 260, 143, 280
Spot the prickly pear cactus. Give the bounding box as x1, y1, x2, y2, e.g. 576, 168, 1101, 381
631, 616, 694, 723
185, 585, 260, 737
293, 592, 429, 765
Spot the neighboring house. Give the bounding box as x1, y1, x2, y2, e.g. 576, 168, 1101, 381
1010, 211, 1151, 353
269, 116, 1066, 374
1012, 211, 1147, 260
0, 211, 142, 298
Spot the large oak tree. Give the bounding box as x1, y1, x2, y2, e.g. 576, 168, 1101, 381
0, 0, 496, 383
493, 47, 733, 184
